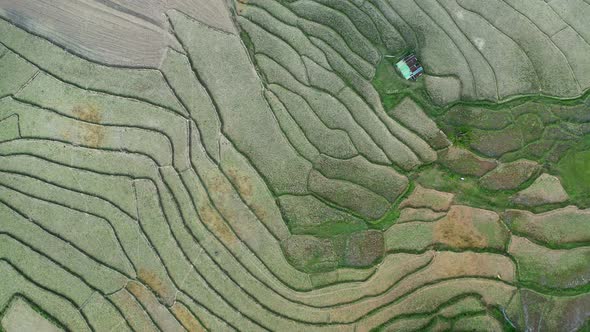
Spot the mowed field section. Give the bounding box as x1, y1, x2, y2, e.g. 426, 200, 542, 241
0, 0, 236, 67
0, 0, 590, 331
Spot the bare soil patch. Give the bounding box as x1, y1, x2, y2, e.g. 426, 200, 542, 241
199, 203, 238, 246
434, 205, 507, 250
171, 302, 206, 332
434, 206, 487, 249
137, 268, 175, 306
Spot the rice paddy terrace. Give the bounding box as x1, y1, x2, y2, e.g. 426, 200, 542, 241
0, 0, 589, 331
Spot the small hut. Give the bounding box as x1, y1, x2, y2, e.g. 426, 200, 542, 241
396, 54, 423, 80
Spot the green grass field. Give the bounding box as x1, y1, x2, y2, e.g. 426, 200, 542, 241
558, 136, 590, 208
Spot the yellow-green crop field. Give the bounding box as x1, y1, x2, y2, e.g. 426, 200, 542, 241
1, 0, 590, 331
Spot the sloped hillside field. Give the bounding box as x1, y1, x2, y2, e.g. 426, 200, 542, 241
0, 0, 589, 331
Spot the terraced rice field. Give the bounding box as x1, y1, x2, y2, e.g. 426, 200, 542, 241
0, 0, 589, 331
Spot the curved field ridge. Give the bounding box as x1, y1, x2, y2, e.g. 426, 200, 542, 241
0, 0, 589, 331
